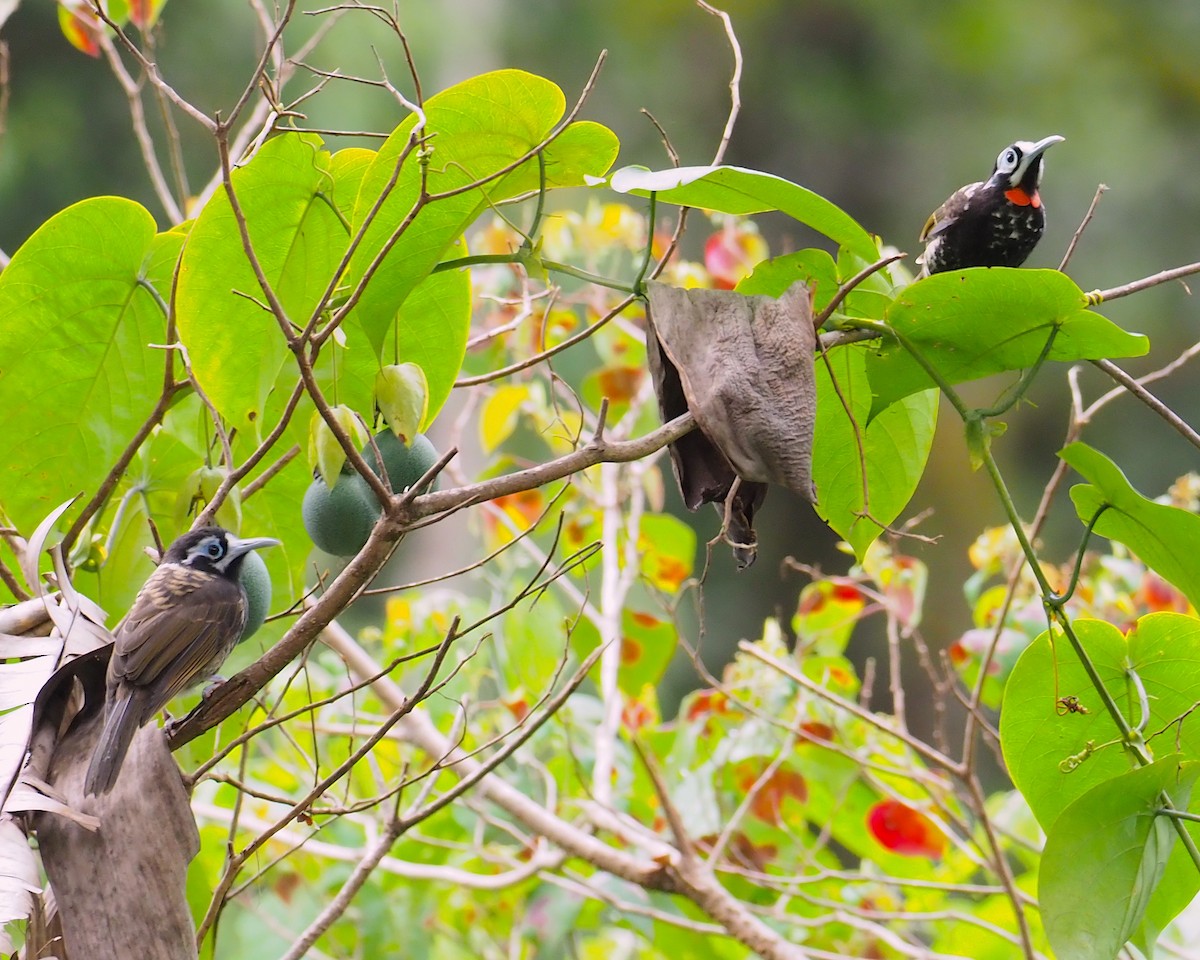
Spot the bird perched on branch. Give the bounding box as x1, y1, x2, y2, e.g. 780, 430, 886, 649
84, 527, 280, 795
917, 135, 1065, 277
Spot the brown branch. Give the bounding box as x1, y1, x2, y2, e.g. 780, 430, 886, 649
215, 131, 297, 344
223, 0, 298, 132
310, 138, 429, 348
814, 253, 905, 329
1059, 183, 1107, 272
363, 485, 571, 596
61, 383, 184, 554
212, 119, 396, 506
194, 622, 460, 946
192, 637, 448, 781
402, 412, 695, 522
97, 32, 184, 224
738, 640, 960, 774
169, 410, 694, 747
0, 552, 27, 600
89, 3, 216, 134
1091, 358, 1200, 452
455, 294, 635, 387
277, 808, 407, 960
308, 49, 607, 356
964, 773, 1037, 959
195, 382, 305, 526
422, 51, 608, 206
1088, 260, 1200, 304
240, 444, 301, 502
321, 622, 675, 889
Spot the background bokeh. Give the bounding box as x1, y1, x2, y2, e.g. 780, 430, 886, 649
3, 0, 1198, 722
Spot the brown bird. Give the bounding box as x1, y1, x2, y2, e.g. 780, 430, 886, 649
84, 527, 280, 795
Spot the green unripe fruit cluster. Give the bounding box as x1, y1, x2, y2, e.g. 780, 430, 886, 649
302, 431, 439, 556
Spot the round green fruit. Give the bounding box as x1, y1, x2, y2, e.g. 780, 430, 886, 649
300, 431, 440, 557
237, 549, 273, 641
363, 431, 440, 493
301, 472, 381, 556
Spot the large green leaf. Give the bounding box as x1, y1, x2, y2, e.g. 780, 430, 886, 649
865, 269, 1148, 417
393, 240, 470, 429
176, 132, 348, 431
0, 197, 166, 529
608, 164, 878, 262
1040, 756, 1198, 960
312, 237, 469, 439
1137, 781, 1200, 955
739, 249, 839, 311
347, 69, 619, 356
1009, 604, 1200, 960
1063, 442, 1200, 611
328, 147, 376, 224
811, 344, 937, 558
1002, 615, 1200, 832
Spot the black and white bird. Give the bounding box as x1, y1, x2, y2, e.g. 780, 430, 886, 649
917, 135, 1065, 277
84, 527, 280, 795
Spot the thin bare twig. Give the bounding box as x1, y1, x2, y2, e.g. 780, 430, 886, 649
240, 445, 301, 501
195, 621, 461, 945
195, 382, 306, 526
89, 3, 216, 133
1088, 260, 1200, 304
97, 32, 184, 223
455, 294, 636, 387
1059, 183, 1107, 271
633, 742, 811, 960
695, 1, 742, 166
1091, 358, 1200, 451
739, 641, 959, 774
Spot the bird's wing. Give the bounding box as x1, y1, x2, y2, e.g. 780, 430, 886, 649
919, 180, 982, 242
110, 563, 246, 705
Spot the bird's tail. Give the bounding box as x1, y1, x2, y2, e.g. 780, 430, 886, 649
84, 691, 144, 796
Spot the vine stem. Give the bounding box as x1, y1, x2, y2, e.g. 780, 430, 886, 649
855, 304, 1200, 878
977, 431, 1200, 876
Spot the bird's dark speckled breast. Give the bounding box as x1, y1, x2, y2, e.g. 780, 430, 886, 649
924, 196, 1045, 274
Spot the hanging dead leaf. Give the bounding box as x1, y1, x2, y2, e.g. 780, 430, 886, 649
645, 280, 817, 567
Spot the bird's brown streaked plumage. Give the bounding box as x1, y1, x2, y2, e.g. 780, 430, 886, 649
107, 565, 248, 715
84, 527, 279, 796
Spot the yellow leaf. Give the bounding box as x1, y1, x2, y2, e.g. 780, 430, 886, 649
479, 384, 531, 454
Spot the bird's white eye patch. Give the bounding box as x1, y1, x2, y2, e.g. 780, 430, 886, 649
996, 146, 1021, 175
186, 536, 226, 564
